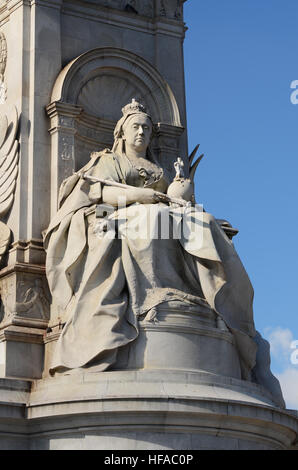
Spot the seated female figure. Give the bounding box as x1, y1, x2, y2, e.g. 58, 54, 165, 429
44, 100, 284, 408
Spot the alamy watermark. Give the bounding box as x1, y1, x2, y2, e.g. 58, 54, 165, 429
290, 80, 298, 104
93, 198, 205, 250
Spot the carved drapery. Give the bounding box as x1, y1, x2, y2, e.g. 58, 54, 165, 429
0, 32, 7, 104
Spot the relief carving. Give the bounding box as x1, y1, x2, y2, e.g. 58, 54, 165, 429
159, 0, 166, 16
60, 135, 74, 162
0, 277, 50, 322
14, 279, 50, 320
158, 0, 183, 19
0, 276, 14, 321
88, 0, 154, 18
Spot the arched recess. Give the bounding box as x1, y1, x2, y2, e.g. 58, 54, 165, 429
46, 47, 185, 215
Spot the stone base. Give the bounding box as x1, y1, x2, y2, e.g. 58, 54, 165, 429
0, 262, 50, 380
44, 301, 243, 380
0, 370, 297, 450
0, 328, 44, 380
114, 304, 241, 379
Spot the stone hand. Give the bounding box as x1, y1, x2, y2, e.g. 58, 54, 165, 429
130, 187, 164, 204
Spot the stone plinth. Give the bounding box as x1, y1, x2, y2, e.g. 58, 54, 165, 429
0, 370, 297, 450
43, 299, 241, 380
24, 301, 298, 450
114, 303, 242, 379
0, 262, 50, 380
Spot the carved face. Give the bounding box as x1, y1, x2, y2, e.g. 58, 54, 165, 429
122, 114, 152, 155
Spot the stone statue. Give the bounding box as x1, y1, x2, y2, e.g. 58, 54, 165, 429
44, 99, 284, 407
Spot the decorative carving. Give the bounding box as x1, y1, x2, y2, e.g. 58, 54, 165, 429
159, 0, 166, 16
14, 279, 50, 320
167, 146, 203, 203
173, 156, 185, 179
60, 135, 74, 162
59, 116, 74, 128
0, 276, 50, 322
174, 0, 183, 19
87, 0, 154, 18
124, 0, 138, 14
0, 32, 7, 104
0, 104, 19, 264
158, 0, 184, 20
77, 75, 147, 122
0, 275, 14, 321
51, 48, 182, 127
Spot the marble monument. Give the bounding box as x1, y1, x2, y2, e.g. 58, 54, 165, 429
0, 0, 296, 450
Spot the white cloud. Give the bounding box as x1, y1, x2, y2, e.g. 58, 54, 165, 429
264, 326, 294, 366
276, 368, 298, 410
263, 327, 298, 409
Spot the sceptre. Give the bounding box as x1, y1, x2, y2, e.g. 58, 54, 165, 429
80, 172, 189, 207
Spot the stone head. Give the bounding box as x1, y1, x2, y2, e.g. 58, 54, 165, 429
121, 113, 152, 155
112, 99, 154, 158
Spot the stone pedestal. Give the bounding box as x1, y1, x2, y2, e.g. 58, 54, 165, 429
34, 301, 297, 450
0, 0, 296, 452
0, 370, 297, 450
0, 263, 49, 379
114, 303, 242, 379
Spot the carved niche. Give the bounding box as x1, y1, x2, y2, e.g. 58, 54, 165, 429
46, 47, 184, 213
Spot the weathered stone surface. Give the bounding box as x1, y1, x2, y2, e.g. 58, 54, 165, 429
78, 0, 185, 20
0, 264, 49, 379
0, 0, 296, 452
0, 370, 297, 450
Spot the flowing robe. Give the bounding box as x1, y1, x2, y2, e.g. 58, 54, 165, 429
44, 150, 285, 407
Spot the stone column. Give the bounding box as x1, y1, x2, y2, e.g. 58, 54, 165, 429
46, 101, 82, 217
0, 0, 62, 379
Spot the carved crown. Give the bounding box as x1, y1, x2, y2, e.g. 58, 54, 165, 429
121, 98, 147, 116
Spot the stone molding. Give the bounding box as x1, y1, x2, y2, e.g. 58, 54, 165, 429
0, 259, 45, 277
50, 47, 182, 126
0, 370, 295, 450
0, 1, 187, 35
70, 0, 187, 22
7, 239, 46, 265
0, 324, 45, 344
62, 0, 187, 37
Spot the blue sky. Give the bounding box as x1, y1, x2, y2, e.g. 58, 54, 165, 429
184, 0, 298, 409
